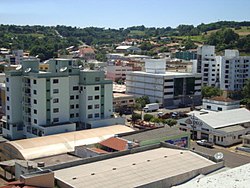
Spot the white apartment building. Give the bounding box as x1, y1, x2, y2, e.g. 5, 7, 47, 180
197, 45, 220, 87
220, 50, 250, 91
126, 59, 202, 107
2, 58, 120, 140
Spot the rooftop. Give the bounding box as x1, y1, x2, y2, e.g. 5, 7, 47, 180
194, 108, 250, 129
131, 71, 200, 77
99, 137, 129, 151
175, 163, 250, 188
205, 96, 239, 103
3, 125, 134, 160
55, 147, 216, 188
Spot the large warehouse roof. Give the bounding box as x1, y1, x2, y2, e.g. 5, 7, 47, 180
196, 108, 250, 129
55, 148, 216, 188
2, 125, 134, 160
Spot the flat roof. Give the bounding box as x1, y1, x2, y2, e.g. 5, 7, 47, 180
122, 127, 187, 143
131, 71, 200, 77
175, 163, 250, 188
55, 148, 215, 188
4, 125, 134, 160
195, 108, 250, 129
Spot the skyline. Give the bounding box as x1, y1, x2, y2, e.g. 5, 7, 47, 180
1, 0, 250, 29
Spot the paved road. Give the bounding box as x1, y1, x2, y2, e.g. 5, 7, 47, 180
191, 141, 250, 168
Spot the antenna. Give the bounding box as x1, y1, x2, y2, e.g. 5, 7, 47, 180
16, 65, 22, 70
24, 68, 31, 73
60, 67, 68, 72
214, 152, 224, 161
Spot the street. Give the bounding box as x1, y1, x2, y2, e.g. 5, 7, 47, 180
191, 141, 250, 168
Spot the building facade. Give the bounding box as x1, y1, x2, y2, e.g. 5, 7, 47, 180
202, 96, 240, 111
126, 59, 202, 107
178, 108, 250, 146
2, 58, 115, 140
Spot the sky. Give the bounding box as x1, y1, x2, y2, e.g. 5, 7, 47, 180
1, 0, 250, 29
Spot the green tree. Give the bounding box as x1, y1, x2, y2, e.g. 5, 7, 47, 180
201, 86, 222, 98
165, 118, 177, 127
144, 114, 154, 121
135, 96, 150, 108
183, 38, 197, 50
242, 79, 250, 98
131, 113, 141, 122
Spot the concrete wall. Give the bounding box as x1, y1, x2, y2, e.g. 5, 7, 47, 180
21, 171, 54, 188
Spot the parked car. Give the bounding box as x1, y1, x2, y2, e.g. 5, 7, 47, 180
196, 140, 214, 148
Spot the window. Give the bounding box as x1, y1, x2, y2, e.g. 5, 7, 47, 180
88, 114, 93, 118
129, 100, 134, 102
70, 95, 74, 100
53, 108, 59, 113
70, 105, 74, 109
53, 118, 59, 123
33, 90, 37, 95
34, 119, 37, 124
34, 99, 37, 104
207, 105, 211, 109
6, 87, 9, 92
33, 80, 37, 84
53, 79, 59, 84
7, 96, 9, 101
218, 107, 222, 111
53, 98, 59, 103
7, 106, 10, 110
95, 104, 100, 109
95, 95, 100, 100
6, 78, 9, 82
73, 86, 79, 91
88, 105, 92, 110
34, 109, 37, 114
70, 114, 74, 118
7, 115, 10, 120
95, 77, 100, 82
76, 95, 79, 99
95, 113, 99, 118
94, 86, 100, 91
76, 104, 79, 108
53, 89, 59, 94
76, 113, 79, 117
88, 96, 93, 100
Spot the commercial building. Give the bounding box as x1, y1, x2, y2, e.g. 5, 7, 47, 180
0, 125, 134, 161
126, 59, 202, 107
106, 61, 133, 82
202, 96, 240, 111
55, 146, 223, 188
2, 58, 120, 140
116, 45, 141, 53
178, 108, 250, 146
113, 93, 135, 112
121, 126, 190, 148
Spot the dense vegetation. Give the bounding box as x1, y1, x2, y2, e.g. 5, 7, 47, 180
0, 21, 250, 61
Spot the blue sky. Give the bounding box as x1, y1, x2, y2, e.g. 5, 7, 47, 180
1, 0, 250, 28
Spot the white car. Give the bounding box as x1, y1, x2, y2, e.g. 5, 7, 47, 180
196, 140, 214, 148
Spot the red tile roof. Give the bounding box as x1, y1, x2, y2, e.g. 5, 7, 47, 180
209, 96, 235, 102
99, 137, 128, 151
89, 147, 109, 154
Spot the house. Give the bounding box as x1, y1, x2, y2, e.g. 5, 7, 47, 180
202, 96, 240, 111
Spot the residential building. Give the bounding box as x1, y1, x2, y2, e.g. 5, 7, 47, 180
178, 108, 250, 146
126, 59, 202, 107
5, 50, 23, 65
2, 58, 120, 140
106, 60, 133, 82
219, 49, 250, 91
116, 45, 141, 53
202, 96, 240, 111
197, 45, 219, 87
78, 47, 95, 61
113, 93, 135, 112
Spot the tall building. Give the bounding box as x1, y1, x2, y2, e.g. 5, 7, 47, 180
2, 58, 118, 140
197, 45, 220, 87
126, 59, 202, 107
220, 50, 250, 91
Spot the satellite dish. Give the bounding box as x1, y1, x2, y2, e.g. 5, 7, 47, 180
79, 65, 83, 69
60, 67, 68, 72
214, 152, 224, 160
24, 68, 31, 73
16, 65, 22, 70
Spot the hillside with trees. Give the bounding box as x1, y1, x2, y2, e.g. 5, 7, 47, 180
0, 21, 250, 61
